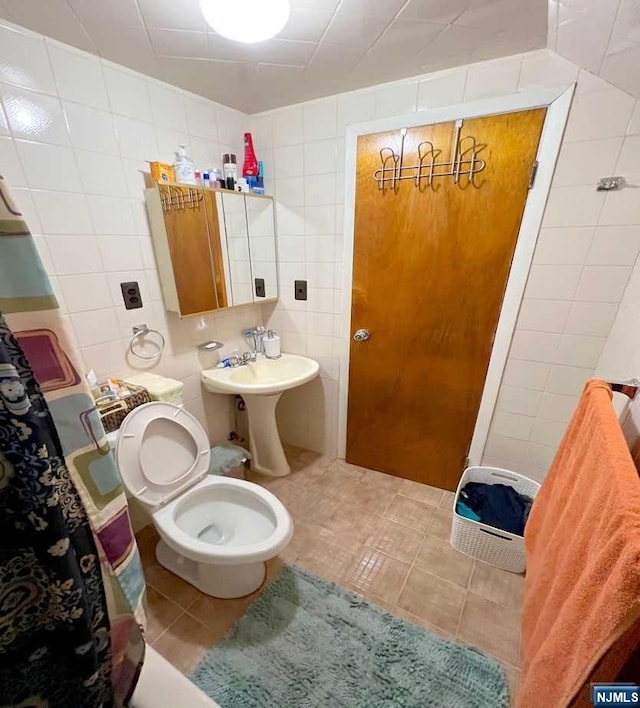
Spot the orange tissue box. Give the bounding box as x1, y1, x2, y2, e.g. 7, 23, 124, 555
149, 161, 175, 183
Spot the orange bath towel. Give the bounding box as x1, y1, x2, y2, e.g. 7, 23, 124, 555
518, 380, 640, 708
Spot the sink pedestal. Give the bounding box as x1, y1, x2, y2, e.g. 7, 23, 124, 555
244, 393, 291, 477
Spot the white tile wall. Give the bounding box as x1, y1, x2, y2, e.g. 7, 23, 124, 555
0, 19, 260, 443
251, 49, 640, 479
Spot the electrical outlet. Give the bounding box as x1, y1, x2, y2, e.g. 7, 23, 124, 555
294, 279, 307, 301
255, 278, 266, 298
120, 281, 143, 310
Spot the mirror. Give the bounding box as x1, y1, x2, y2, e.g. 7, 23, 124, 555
218, 191, 253, 307
145, 185, 278, 318
246, 195, 278, 300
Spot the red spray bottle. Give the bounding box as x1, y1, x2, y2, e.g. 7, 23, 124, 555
242, 132, 259, 177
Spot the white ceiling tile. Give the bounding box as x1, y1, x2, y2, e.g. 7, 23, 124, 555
149, 29, 209, 58
399, 0, 473, 24
290, 0, 340, 9
322, 10, 390, 48
2, 0, 95, 52
93, 26, 159, 78
279, 7, 334, 42
138, 0, 208, 31
338, 0, 407, 19
67, 0, 144, 32
0, 0, 557, 113
243, 38, 317, 65
413, 24, 489, 73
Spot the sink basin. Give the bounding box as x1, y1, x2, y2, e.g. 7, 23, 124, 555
201, 354, 320, 477
201, 354, 319, 396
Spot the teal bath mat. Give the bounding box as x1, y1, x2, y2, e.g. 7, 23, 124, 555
190, 565, 508, 707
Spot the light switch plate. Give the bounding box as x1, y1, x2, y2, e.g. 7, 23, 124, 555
294, 279, 307, 301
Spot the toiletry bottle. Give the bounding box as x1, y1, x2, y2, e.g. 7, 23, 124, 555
174, 145, 197, 185
212, 167, 224, 188
202, 172, 211, 188
242, 132, 259, 177
263, 331, 281, 359
223, 153, 237, 190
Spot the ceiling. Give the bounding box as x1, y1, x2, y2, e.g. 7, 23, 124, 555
0, 0, 548, 113
550, 0, 640, 99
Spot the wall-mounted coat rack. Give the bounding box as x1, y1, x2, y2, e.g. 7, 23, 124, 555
159, 185, 204, 212
373, 119, 487, 193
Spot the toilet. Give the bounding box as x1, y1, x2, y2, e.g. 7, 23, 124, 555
114, 401, 293, 599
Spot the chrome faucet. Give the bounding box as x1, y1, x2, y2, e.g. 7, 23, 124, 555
241, 326, 266, 361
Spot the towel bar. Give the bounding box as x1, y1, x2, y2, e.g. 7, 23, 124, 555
610, 378, 640, 399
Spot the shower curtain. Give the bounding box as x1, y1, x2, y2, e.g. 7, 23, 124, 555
0, 176, 146, 705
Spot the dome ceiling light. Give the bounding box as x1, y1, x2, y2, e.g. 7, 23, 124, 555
200, 0, 291, 44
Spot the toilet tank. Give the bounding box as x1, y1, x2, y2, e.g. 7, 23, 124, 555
123, 373, 184, 405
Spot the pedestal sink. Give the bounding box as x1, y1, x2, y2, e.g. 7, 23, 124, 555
201, 354, 319, 477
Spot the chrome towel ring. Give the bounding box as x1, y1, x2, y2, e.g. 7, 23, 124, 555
129, 324, 165, 360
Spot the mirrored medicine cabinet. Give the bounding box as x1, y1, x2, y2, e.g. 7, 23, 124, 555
145, 184, 278, 318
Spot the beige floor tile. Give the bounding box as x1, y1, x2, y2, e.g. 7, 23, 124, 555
384, 495, 435, 533
325, 501, 382, 545
288, 486, 342, 526
285, 445, 332, 473
314, 468, 365, 499
398, 479, 445, 507
415, 535, 474, 588
360, 468, 403, 492
144, 586, 183, 643
186, 593, 255, 641
439, 490, 456, 509
457, 594, 521, 666
296, 536, 355, 584
469, 562, 525, 609
344, 548, 411, 605
152, 613, 220, 674
325, 459, 367, 482
144, 561, 202, 610
392, 607, 456, 643
351, 483, 395, 515
365, 518, 424, 564
427, 506, 454, 540
397, 567, 466, 635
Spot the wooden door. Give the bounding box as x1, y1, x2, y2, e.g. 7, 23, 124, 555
347, 109, 546, 491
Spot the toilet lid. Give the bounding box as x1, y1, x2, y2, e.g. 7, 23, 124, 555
115, 402, 210, 507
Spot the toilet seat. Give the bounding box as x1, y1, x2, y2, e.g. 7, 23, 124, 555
152, 476, 293, 565
115, 402, 210, 508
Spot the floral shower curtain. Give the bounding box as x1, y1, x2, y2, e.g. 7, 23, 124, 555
0, 176, 146, 705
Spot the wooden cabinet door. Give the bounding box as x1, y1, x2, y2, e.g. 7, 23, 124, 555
161, 186, 222, 316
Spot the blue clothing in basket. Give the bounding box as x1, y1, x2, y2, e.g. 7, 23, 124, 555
457, 482, 533, 536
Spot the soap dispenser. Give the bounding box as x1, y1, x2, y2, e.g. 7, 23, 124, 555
263, 330, 281, 359
173, 144, 197, 185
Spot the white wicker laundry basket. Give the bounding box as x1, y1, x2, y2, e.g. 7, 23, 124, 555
450, 466, 540, 573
